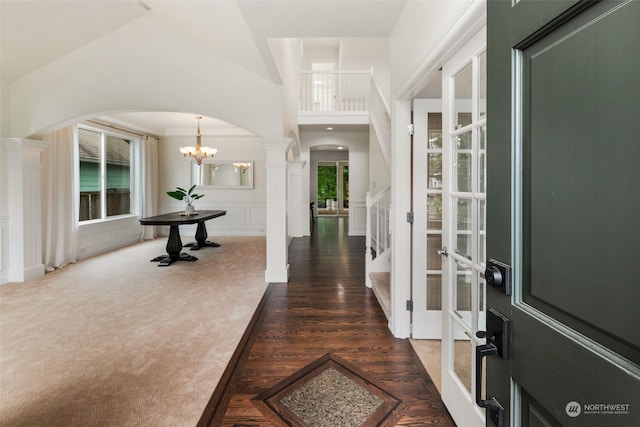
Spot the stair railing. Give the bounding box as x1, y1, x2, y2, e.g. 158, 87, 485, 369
365, 187, 391, 286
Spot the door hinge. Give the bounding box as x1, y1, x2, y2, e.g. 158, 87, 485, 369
406, 300, 413, 312
407, 123, 414, 135
406, 212, 414, 224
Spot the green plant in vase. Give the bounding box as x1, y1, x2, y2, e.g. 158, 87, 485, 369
167, 184, 204, 215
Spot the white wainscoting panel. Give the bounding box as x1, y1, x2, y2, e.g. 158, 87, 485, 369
349, 199, 367, 236
156, 202, 267, 237
77, 215, 143, 260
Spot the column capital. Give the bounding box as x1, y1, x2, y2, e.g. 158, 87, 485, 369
261, 138, 294, 152
288, 160, 306, 172
2, 137, 51, 152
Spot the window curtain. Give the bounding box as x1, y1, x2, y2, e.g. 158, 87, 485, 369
140, 135, 159, 240
41, 125, 78, 271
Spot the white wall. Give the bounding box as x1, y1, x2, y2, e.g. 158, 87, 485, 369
301, 130, 369, 236
368, 124, 390, 195
390, 0, 470, 97
1, 79, 9, 137
8, 16, 283, 139
267, 38, 302, 157
340, 38, 391, 104
302, 46, 339, 70
158, 135, 267, 237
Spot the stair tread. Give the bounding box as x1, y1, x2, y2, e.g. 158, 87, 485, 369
369, 272, 390, 319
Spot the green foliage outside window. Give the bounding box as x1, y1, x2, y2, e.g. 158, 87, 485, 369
317, 166, 337, 201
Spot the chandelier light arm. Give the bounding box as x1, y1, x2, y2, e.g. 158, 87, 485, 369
178, 116, 217, 165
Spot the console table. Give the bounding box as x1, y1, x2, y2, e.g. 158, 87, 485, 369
139, 210, 227, 266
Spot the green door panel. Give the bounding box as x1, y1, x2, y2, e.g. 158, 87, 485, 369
487, 0, 640, 426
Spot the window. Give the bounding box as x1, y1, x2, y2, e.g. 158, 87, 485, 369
78, 126, 133, 221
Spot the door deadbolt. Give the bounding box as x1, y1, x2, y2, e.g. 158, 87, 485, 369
485, 265, 503, 287
484, 259, 512, 296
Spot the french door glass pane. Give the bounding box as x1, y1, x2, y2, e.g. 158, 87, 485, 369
456, 152, 472, 192
427, 234, 443, 270
456, 130, 472, 149
455, 131, 472, 192
453, 320, 472, 393
455, 198, 472, 259
427, 194, 442, 229
427, 275, 442, 310
479, 126, 486, 193
428, 112, 443, 148
428, 153, 442, 189
455, 260, 472, 315
479, 51, 487, 118
477, 273, 486, 331
454, 63, 473, 129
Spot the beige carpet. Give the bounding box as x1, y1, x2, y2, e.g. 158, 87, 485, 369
0, 236, 267, 427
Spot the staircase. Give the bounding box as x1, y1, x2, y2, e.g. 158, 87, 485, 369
365, 186, 391, 318
366, 74, 392, 319
297, 68, 393, 320
369, 271, 390, 320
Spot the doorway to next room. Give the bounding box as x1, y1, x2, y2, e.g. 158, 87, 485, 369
316, 161, 349, 217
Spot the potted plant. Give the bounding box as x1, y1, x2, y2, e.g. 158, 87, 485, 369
167, 184, 204, 215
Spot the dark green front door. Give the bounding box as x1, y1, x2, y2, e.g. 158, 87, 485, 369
486, 1, 640, 426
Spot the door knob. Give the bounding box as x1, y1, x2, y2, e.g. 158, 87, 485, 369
437, 247, 448, 257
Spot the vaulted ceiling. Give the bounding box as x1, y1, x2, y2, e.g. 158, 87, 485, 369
1, 0, 407, 135
1, 0, 406, 83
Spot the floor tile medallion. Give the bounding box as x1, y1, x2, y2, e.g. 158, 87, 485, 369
252, 353, 404, 427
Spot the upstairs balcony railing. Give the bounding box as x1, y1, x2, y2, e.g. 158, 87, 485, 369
299, 71, 371, 112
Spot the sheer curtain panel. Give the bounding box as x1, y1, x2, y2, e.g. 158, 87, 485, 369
140, 135, 159, 240
41, 126, 78, 271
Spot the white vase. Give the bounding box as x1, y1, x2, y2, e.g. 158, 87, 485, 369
185, 205, 196, 215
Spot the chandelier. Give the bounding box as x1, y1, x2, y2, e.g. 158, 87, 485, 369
179, 116, 217, 165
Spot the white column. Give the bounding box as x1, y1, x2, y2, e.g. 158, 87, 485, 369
263, 138, 294, 283
287, 160, 306, 238
2, 138, 50, 283
390, 101, 412, 338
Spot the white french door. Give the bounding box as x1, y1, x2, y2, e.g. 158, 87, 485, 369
440, 27, 487, 427
411, 99, 444, 339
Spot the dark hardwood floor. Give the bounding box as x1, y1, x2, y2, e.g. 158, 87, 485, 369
198, 217, 455, 426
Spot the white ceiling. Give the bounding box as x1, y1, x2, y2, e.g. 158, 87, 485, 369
1, 0, 406, 136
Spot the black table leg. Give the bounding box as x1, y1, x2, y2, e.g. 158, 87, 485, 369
185, 221, 220, 250
150, 225, 198, 266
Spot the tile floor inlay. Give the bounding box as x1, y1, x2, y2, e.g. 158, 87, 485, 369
252, 353, 404, 427
280, 368, 384, 426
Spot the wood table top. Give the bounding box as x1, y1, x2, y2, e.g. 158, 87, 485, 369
139, 210, 226, 226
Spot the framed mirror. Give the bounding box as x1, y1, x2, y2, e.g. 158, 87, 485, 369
192, 160, 254, 189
